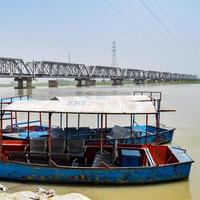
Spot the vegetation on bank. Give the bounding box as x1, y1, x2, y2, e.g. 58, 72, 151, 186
0, 79, 199, 87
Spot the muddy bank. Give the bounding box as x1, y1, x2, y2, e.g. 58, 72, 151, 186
0, 186, 91, 200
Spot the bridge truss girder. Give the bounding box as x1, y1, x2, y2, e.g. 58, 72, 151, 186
0, 57, 31, 77
0, 57, 197, 81
26, 61, 89, 78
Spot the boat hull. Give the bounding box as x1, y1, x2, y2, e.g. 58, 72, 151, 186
108, 127, 175, 145
0, 161, 192, 184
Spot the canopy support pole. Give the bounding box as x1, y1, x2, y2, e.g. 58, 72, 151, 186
27, 112, 30, 139
105, 114, 107, 141
155, 113, 159, 145
100, 114, 103, 156
65, 113, 68, 147
78, 114, 80, 134
10, 98, 13, 132
66, 113, 68, 130
48, 112, 52, 165
60, 113, 62, 128
0, 111, 4, 160
39, 112, 42, 127
10, 111, 13, 132
157, 98, 161, 128
145, 114, 148, 144
133, 114, 135, 126
15, 112, 18, 126
130, 114, 134, 141
155, 113, 159, 166
97, 114, 99, 135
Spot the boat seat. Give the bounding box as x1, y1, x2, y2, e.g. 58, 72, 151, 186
107, 125, 131, 139
92, 150, 116, 167
78, 127, 91, 135
29, 138, 48, 163
52, 128, 64, 137
6, 145, 29, 162
50, 137, 70, 165
51, 137, 66, 154
64, 127, 77, 137
67, 139, 85, 157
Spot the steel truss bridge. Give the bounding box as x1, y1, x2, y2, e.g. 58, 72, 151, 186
0, 57, 197, 87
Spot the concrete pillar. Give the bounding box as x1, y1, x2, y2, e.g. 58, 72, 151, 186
76, 78, 84, 87
85, 79, 96, 86
14, 77, 34, 89
14, 78, 24, 89
48, 80, 58, 88
26, 78, 33, 88
135, 79, 145, 84
111, 78, 123, 85
75, 78, 96, 87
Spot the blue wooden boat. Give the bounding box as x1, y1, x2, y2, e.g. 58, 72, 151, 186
0, 143, 193, 184
2, 92, 175, 145
0, 95, 193, 184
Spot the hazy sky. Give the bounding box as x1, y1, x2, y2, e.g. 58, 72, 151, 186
0, 0, 200, 75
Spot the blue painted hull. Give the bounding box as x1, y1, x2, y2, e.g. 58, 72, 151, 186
109, 126, 175, 145
0, 161, 192, 184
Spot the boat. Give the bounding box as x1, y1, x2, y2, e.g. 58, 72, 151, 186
0, 95, 193, 184
2, 92, 175, 145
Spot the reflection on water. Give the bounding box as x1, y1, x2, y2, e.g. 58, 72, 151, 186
1, 84, 200, 200
17, 88, 32, 96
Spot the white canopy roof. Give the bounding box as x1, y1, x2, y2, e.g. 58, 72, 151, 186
2, 96, 157, 114
51, 95, 152, 102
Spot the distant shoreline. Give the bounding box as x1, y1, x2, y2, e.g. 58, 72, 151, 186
0, 80, 199, 88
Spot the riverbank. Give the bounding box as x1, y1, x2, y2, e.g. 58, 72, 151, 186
0, 79, 200, 88
0, 186, 91, 200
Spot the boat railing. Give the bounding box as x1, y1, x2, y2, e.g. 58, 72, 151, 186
0, 95, 30, 109
13, 120, 41, 127
132, 91, 162, 100
132, 91, 161, 110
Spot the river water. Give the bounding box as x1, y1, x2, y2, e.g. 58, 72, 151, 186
0, 84, 199, 200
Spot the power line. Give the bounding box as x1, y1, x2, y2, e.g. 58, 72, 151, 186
125, 0, 173, 46
139, 0, 200, 65
124, 0, 200, 69
103, 0, 200, 69
103, 0, 168, 50
163, 0, 200, 48
103, 0, 186, 65
140, 0, 180, 44
154, 0, 192, 46
125, 0, 195, 64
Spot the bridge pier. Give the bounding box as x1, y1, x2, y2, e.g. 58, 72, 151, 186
75, 78, 96, 87
135, 79, 146, 84
14, 77, 34, 89
111, 78, 124, 85
48, 80, 58, 88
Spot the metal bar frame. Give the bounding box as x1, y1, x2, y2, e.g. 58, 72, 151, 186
145, 114, 148, 144
48, 112, 52, 164
27, 112, 30, 139
100, 114, 103, 156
